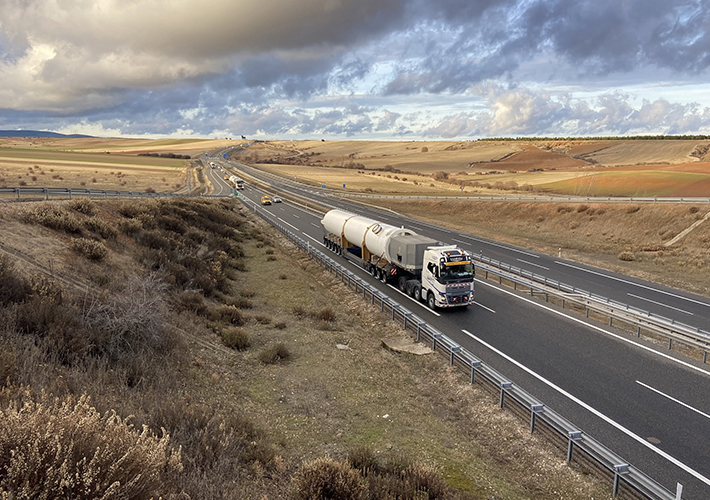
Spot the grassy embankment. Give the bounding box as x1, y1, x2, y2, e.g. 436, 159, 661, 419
0, 197, 608, 499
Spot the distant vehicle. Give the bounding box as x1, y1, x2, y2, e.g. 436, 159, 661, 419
261, 195, 272, 205
209, 162, 216, 168
236, 179, 245, 190
272, 196, 282, 203
224, 174, 229, 180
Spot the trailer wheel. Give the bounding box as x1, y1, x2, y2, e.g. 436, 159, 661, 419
398, 276, 407, 292
413, 285, 422, 302
380, 270, 388, 283
427, 292, 436, 310
370, 265, 376, 277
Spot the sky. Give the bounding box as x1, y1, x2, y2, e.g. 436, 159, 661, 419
1, 0, 709, 140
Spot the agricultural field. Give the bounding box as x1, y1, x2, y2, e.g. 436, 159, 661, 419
0, 136, 236, 192
245, 139, 710, 197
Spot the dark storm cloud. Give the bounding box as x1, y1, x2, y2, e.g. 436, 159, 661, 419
1, 0, 710, 137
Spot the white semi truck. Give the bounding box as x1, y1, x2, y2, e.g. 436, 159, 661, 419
321, 209, 474, 309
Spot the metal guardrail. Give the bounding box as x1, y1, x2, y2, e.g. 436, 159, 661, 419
471, 255, 710, 363
242, 197, 677, 500
0, 187, 218, 201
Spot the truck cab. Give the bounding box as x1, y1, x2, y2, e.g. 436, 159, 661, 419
422, 246, 475, 308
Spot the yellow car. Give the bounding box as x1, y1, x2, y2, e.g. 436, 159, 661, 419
260, 195, 272, 205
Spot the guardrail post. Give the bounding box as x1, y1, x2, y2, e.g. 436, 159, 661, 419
530, 404, 544, 433
392, 304, 399, 321
403, 312, 411, 330
68, 189, 72, 200
470, 360, 481, 384
432, 333, 442, 351
612, 464, 629, 497
450, 346, 461, 365
44, 187, 48, 200
567, 431, 582, 463
669, 338, 673, 350
500, 382, 512, 408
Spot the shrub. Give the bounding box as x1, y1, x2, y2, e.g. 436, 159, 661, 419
0, 255, 32, 306
292, 457, 366, 500
316, 306, 336, 322
369, 461, 450, 500
0, 395, 181, 499
292, 305, 309, 319
626, 205, 640, 213
274, 321, 287, 330
258, 343, 290, 364
577, 204, 589, 213
82, 216, 118, 239
556, 206, 574, 214
20, 204, 81, 233
174, 290, 207, 315
618, 251, 635, 261
267, 255, 277, 261
118, 218, 142, 235
254, 314, 272, 325
688, 206, 699, 214
421, 147, 428, 153
347, 446, 380, 475
71, 238, 108, 261
432, 171, 448, 181
222, 327, 250, 350
82, 274, 168, 359
209, 305, 245, 326
69, 198, 96, 215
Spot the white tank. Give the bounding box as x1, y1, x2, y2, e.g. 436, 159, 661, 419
322, 210, 416, 261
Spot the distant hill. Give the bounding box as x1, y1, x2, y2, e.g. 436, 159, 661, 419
0, 130, 93, 138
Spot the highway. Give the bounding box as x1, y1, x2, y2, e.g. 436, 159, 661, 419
206, 155, 710, 499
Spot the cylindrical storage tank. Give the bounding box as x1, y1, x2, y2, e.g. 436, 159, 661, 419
365, 224, 414, 261
321, 210, 357, 237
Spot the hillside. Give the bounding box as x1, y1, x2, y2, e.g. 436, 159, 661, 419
0, 197, 608, 499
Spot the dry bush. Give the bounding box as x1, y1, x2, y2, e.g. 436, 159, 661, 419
68, 198, 96, 215
258, 343, 290, 364
316, 306, 336, 322
209, 305, 245, 326
222, 327, 250, 350
20, 203, 81, 233
626, 205, 640, 213
557, 206, 574, 213
0, 395, 181, 499
118, 218, 142, 235
688, 206, 699, 214
174, 290, 207, 315
347, 445, 380, 475
577, 204, 589, 213
369, 461, 450, 500
618, 251, 636, 261
71, 238, 108, 261
149, 399, 272, 474
292, 457, 366, 500
432, 171, 448, 181
267, 255, 278, 262
82, 216, 118, 240
82, 274, 169, 359
274, 321, 287, 330
421, 147, 428, 153
292, 305, 309, 319
0, 255, 32, 306
254, 314, 272, 325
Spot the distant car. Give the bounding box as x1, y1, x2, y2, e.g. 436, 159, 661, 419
261, 195, 272, 205
273, 196, 282, 203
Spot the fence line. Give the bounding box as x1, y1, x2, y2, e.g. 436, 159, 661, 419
242, 197, 677, 500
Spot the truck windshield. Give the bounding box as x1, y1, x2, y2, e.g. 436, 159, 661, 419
439, 263, 474, 283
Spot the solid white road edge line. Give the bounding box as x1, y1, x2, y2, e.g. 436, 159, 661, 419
627, 293, 694, 315
555, 261, 710, 309
461, 328, 710, 487
636, 381, 710, 421
474, 302, 496, 313
474, 279, 710, 378
302, 233, 325, 247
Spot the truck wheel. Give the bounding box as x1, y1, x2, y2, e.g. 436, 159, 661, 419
427, 292, 436, 310
380, 270, 388, 283
398, 276, 407, 292
414, 285, 422, 302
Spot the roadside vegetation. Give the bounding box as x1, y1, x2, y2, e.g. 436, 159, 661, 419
0, 197, 608, 499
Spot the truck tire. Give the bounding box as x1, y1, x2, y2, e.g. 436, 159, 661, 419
427, 292, 436, 310
413, 285, 422, 302
398, 276, 407, 292
380, 270, 388, 283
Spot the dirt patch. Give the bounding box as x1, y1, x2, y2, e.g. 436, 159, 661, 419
474, 145, 588, 172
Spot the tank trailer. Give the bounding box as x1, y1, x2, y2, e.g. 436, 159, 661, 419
321, 209, 474, 309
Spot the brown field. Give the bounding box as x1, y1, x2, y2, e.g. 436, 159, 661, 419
0, 137, 232, 192
246, 139, 710, 197
581, 140, 707, 166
